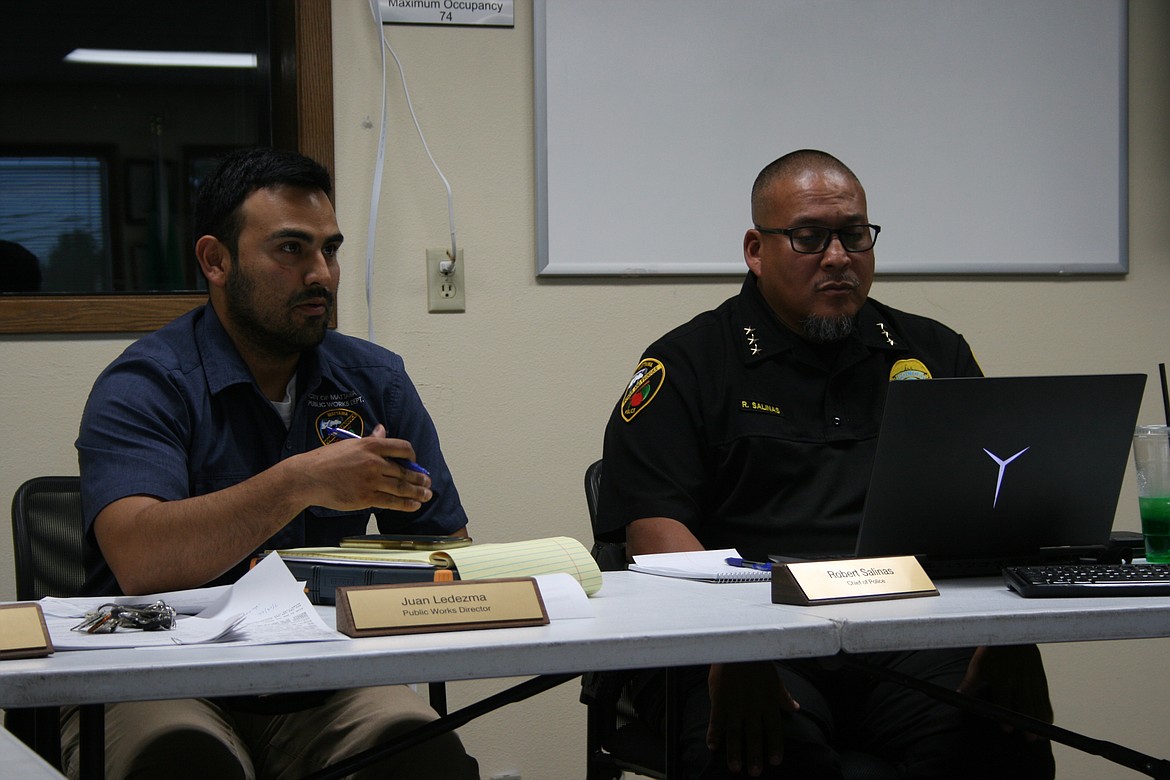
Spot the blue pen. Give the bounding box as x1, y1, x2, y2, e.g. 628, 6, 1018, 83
323, 426, 431, 476
725, 557, 772, 572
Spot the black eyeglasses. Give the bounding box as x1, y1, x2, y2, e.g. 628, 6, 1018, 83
754, 224, 881, 254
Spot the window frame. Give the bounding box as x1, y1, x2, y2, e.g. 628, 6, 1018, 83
0, 0, 333, 335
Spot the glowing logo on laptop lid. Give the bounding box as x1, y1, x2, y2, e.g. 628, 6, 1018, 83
983, 447, 1029, 508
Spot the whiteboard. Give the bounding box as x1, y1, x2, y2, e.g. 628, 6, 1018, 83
534, 0, 1127, 276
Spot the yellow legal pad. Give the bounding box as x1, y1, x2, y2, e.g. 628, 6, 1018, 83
274, 536, 603, 596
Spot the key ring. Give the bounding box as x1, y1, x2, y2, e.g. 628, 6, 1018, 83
72, 601, 177, 633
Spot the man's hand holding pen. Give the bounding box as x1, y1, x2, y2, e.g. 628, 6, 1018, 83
324, 426, 430, 475
301, 424, 433, 513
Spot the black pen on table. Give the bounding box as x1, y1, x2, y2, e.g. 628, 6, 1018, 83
323, 426, 430, 476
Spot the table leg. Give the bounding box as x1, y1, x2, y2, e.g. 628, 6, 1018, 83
665, 667, 681, 779
428, 682, 448, 716
30, 706, 61, 767
78, 703, 104, 780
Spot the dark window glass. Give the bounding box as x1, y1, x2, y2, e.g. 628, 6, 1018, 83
0, 0, 270, 294
0, 155, 110, 292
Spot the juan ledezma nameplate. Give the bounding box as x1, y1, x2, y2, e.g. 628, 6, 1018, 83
336, 577, 549, 637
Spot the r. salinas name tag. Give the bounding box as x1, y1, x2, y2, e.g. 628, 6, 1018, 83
771, 556, 938, 606
335, 577, 549, 637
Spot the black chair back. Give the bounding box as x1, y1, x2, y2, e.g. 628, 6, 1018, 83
7, 475, 87, 766
584, 459, 629, 572
11, 475, 87, 601
580, 458, 667, 779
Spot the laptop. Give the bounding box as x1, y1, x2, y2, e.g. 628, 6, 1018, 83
852, 374, 1146, 576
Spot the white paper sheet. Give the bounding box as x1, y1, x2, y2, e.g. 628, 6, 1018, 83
45, 614, 246, 650
197, 552, 342, 645
532, 572, 594, 619
41, 554, 344, 650
39, 585, 231, 619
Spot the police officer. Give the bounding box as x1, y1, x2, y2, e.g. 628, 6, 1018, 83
598, 149, 1054, 779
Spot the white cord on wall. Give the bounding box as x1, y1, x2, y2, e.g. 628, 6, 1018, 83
365, 0, 390, 342
363, 0, 460, 342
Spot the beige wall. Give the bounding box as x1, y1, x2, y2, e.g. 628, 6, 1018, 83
2, 1, 1167, 777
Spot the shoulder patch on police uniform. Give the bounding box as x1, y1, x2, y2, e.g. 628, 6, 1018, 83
620, 358, 665, 422
889, 358, 932, 381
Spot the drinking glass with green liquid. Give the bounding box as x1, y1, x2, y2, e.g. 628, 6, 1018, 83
1132, 425, 1170, 563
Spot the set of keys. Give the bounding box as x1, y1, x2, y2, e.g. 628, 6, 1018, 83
71, 601, 177, 633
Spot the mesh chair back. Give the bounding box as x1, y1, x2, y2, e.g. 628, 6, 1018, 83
11, 475, 86, 600
583, 459, 628, 572
584, 458, 603, 526
581, 458, 668, 779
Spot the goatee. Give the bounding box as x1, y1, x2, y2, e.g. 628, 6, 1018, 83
801, 314, 855, 343
226, 267, 332, 355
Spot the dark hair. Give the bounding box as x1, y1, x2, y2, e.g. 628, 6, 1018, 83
192, 146, 332, 256
750, 149, 860, 223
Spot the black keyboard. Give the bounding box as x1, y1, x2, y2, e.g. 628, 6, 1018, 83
1003, 563, 1170, 597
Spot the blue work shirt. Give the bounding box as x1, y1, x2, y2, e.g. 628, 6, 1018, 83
76, 304, 467, 595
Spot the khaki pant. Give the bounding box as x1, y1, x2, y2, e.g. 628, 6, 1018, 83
61, 685, 478, 780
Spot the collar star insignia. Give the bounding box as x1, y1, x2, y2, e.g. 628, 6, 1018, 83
876, 322, 896, 346
743, 326, 762, 355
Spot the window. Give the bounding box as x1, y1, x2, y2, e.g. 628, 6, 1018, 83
0, 0, 334, 333
0, 153, 112, 293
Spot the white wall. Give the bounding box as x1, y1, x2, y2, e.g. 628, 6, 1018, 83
1, 1, 1167, 777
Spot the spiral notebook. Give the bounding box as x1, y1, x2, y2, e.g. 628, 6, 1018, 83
628, 549, 772, 583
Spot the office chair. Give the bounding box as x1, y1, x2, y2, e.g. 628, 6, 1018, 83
12, 476, 89, 602
7, 475, 89, 768
580, 459, 668, 780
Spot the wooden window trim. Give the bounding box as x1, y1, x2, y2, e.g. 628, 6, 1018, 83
0, 0, 333, 335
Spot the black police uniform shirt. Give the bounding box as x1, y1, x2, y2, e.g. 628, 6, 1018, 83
76, 304, 467, 596
598, 273, 981, 561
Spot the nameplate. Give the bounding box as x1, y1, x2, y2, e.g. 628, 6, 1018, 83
336, 577, 549, 638
771, 556, 938, 606
0, 603, 53, 660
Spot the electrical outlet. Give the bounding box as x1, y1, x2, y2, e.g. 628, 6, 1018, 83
426, 248, 465, 312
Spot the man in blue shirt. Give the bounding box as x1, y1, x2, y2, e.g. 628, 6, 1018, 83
70, 147, 478, 780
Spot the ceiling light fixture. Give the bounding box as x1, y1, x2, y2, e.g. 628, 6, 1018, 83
64, 49, 258, 69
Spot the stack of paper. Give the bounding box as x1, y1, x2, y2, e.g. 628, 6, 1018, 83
39, 554, 343, 650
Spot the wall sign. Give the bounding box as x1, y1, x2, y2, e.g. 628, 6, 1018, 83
381, 0, 513, 27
